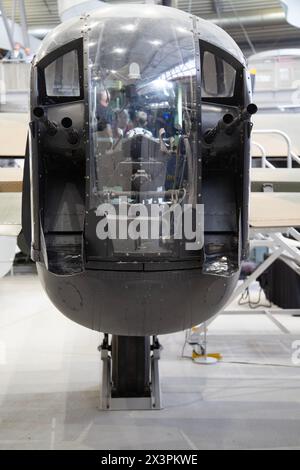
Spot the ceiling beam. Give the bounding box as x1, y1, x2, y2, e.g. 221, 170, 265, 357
211, 10, 286, 28
212, 0, 221, 18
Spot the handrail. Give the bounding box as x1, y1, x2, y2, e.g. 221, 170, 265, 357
252, 129, 293, 168
251, 141, 275, 169
291, 150, 300, 166
1, 59, 30, 63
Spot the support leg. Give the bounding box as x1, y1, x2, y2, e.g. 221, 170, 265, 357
151, 336, 162, 409
99, 334, 111, 410
100, 335, 162, 411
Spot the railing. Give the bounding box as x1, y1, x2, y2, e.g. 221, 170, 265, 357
0, 62, 30, 113
292, 150, 300, 166
251, 141, 275, 169
252, 129, 299, 169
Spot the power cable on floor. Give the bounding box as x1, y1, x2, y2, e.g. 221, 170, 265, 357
222, 360, 300, 369
238, 287, 272, 309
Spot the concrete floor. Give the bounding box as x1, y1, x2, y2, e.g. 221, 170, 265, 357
0, 273, 300, 450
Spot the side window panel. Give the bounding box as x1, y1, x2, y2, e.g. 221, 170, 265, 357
44, 50, 80, 98
202, 51, 218, 97
202, 50, 236, 99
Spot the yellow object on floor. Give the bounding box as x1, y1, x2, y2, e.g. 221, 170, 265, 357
192, 351, 223, 361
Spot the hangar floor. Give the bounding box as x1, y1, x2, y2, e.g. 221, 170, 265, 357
0, 273, 300, 450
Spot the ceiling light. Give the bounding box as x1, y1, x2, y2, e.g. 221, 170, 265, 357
121, 24, 136, 32
113, 47, 126, 54
150, 40, 162, 46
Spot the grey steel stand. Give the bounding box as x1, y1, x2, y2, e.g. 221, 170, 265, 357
100, 334, 162, 411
